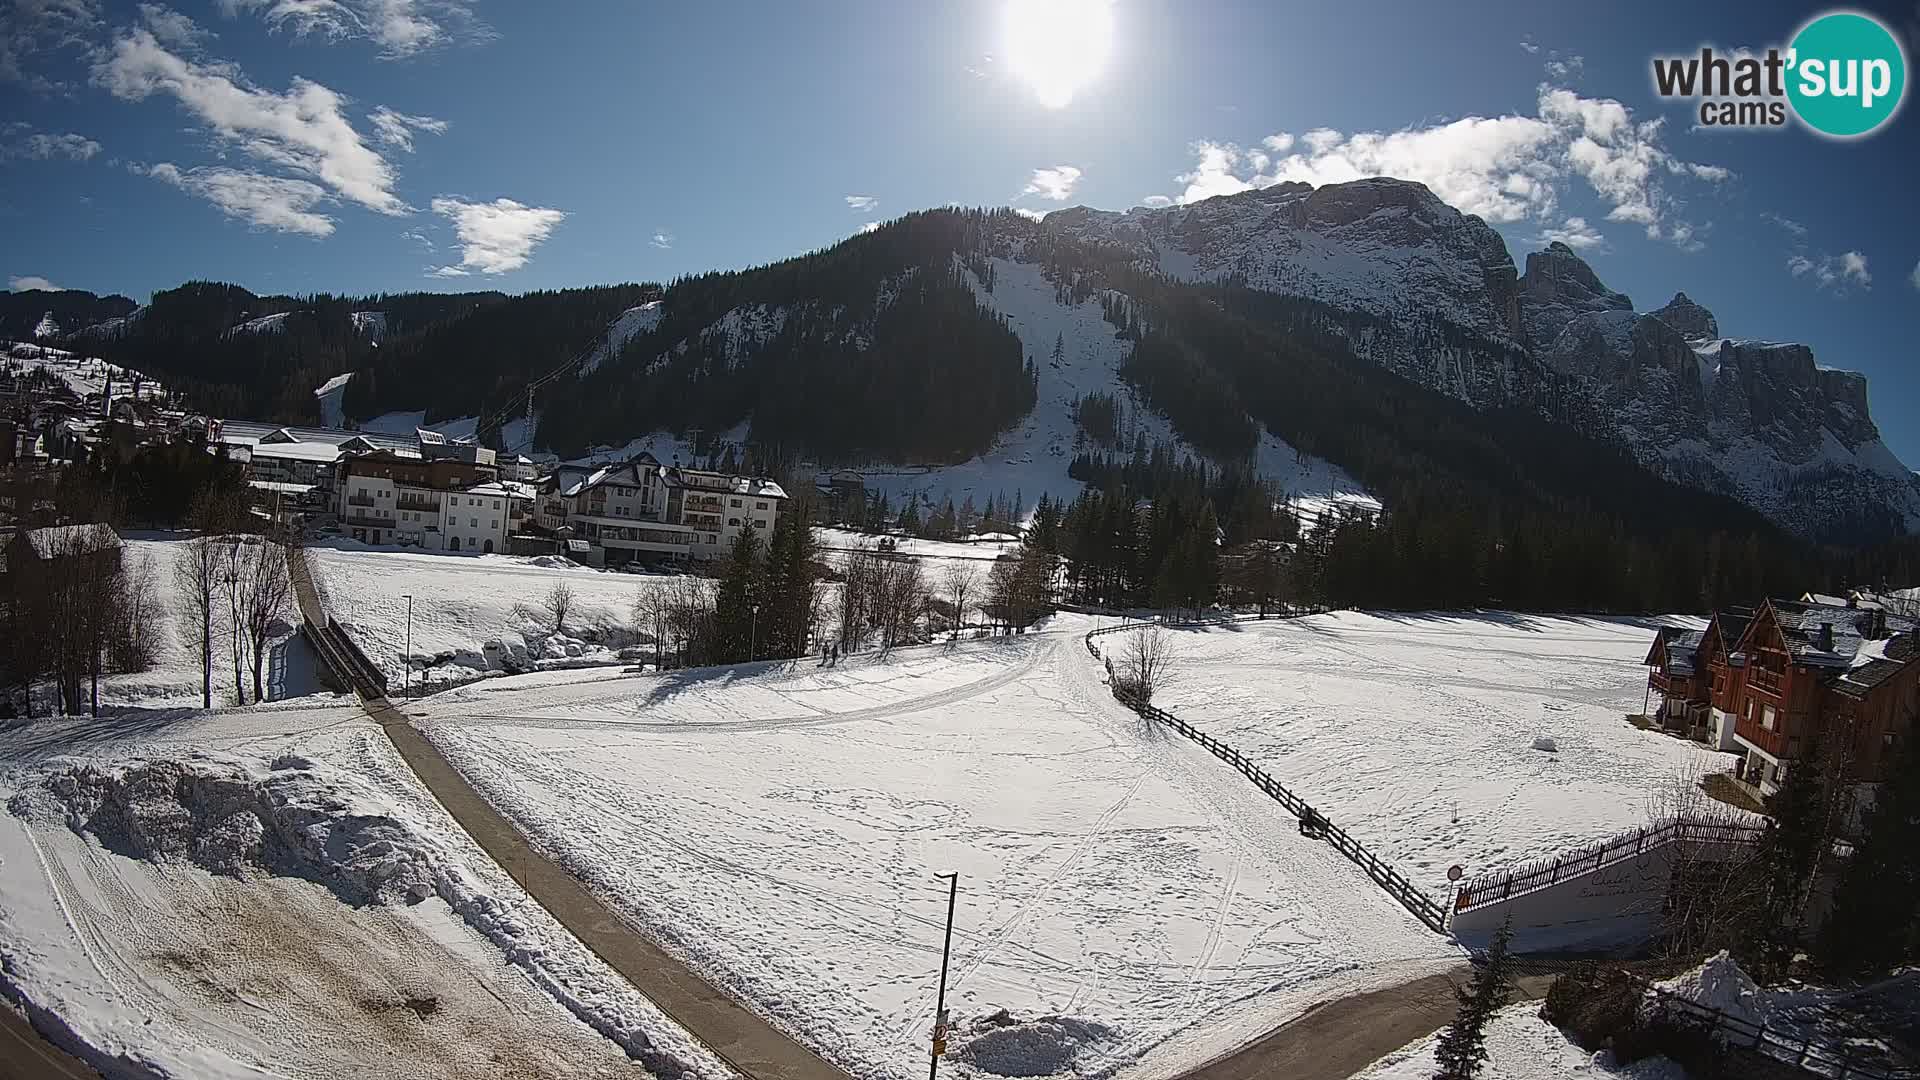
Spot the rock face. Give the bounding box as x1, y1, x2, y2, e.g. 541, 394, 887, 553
1043, 180, 1917, 540
1518, 242, 1633, 348
1649, 292, 1719, 341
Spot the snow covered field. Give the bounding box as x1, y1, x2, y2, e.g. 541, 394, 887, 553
416, 616, 1454, 1080
4, 341, 166, 404
307, 542, 685, 693
1148, 612, 1734, 890
0, 705, 727, 1080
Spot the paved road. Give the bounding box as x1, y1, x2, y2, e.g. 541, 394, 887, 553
0, 1005, 99, 1080
290, 550, 851, 1080
1177, 969, 1555, 1080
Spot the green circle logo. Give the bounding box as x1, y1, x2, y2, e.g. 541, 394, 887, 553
1787, 11, 1907, 137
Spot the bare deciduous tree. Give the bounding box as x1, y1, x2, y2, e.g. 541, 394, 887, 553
175, 534, 223, 710
544, 581, 576, 634
943, 562, 979, 639
1115, 625, 1176, 704
238, 537, 294, 703
633, 585, 674, 671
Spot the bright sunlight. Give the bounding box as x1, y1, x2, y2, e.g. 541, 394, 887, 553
1003, 0, 1116, 109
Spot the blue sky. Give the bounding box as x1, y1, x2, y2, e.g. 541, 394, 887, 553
3, 0, 1918, 463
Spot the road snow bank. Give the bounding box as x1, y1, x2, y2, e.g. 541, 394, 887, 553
957, 1010, 1120, 1078
6, 752, 714, 1079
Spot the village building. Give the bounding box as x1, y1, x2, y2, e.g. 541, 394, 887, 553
1647, 597, 1918, 806
534, 453, 786, 565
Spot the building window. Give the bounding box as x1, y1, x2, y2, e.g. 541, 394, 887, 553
492, 500, 500, 510
756, 500, 768, 510
490, 520, 498, 530
470, 517, 478, 528
1762, 705, 1776, 731
1886, 732, 1899, 748
728, 517, 740, 527
754, 519, 766, 528
730, 498, 742, 507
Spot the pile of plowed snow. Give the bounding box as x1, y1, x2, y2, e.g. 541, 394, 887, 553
10, 753, 446, 903
1655, 950, 1769, 1026
956, 1010, 1120, 1078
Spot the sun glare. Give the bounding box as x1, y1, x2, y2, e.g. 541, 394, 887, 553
1003, 0, 1115, 109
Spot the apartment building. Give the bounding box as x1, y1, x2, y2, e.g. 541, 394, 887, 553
538, 453, 786, 565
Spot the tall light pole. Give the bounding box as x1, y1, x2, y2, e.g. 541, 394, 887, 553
749, 601, 760, 662
929, 872, 958, 1080
401, 593, 414, 700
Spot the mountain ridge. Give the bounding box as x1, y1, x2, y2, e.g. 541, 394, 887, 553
24, 178, 1917, 544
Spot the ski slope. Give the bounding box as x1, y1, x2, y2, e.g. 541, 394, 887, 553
1148, 611, 1735, 890
0, 706, 728, 1080
416, 615, 1454, 1080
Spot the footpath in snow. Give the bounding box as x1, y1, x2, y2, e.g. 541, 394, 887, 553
416, 615, 1454, 1080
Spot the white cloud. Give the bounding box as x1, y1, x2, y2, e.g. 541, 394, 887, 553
1910, 258, 1920, 291
141, 161, 335, 235
1139, 194, 1173, 209
844, 194, 878, 212
1172, 86, 1727, 251
138, 3, 208, 49
858, 221, 881, 234
0, 0, 102, 94
213, 0, 487, 59
649, 229, 673, 250
429, 196, 565, 273
1013, 207, 1047, 221
400, 227, 433, 250
1787, 250, 1872, 293
1022, 164, 1082, 201
1537, 216, 1605, 251
1544, 53, 1584, 82
1761, 211, 1808, 238
1519, 36, 1540, 54
95, 30, 406, 217
367, 105, 445, 152
10, 275, 67, 292
4, 131, 103, 160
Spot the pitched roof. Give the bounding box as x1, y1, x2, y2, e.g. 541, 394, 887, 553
1831, 633, 1916, 700
20, 522, 119, 559
1763, 598, 1917, 669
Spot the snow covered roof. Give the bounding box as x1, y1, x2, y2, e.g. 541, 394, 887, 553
1763, 599, 1914, 669
1832, 634, 1916, 700
242, 439, 348, 463
17, 522, 120, 559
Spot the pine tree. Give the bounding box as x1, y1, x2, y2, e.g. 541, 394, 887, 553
1742, 748, 1830, 980
1433, 917, 1514, 1080
714, 526, 764, 662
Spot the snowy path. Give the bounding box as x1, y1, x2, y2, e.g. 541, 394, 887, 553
416, 618, 1454, 1080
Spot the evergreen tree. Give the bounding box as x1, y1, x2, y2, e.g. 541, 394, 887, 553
1743, 748, 1831, 980
1433, 918, 1514, 1080
898, 497, 922, 536
714, 526, 764, 662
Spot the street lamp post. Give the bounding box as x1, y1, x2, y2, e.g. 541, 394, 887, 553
749, 601, 759, 662
401, 593, 413, 700
929, 872, 959, 1080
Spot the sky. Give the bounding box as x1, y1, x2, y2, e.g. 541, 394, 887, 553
2, 0, 1917, 463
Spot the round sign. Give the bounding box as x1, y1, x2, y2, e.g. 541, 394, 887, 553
1446, 865, 1465, 882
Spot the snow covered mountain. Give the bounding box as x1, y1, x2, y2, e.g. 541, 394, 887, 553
1029, 180, 1914, 539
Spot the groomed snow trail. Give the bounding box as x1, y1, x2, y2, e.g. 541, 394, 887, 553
417, 616, 1453, 1080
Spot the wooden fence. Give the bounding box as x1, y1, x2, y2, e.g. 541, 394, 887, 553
1452, 817, 1768, 913
1084, 619, 1449, 933
1634, 972, 1915, 1080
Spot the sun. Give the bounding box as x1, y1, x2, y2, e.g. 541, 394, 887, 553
1003, 0, 1115, 109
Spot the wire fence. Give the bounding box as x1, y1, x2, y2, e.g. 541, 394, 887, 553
1452, 817, 1768, 914
1084, 617, 1449, 933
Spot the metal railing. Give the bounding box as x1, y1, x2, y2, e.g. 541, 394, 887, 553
1084, 615, 1449, 933
1452, 818, 1768, 913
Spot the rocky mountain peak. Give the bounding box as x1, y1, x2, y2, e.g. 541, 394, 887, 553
1518, 243, 1632, 347
1648, 292, 1719, 341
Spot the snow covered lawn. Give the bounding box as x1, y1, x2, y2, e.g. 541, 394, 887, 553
1148, 612, 1734, 891
415, 616, 1455, 1080
0, 705, 728, 1080
307, 542, 688, 694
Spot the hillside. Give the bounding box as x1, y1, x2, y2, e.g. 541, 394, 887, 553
38, 179, 1918, 545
